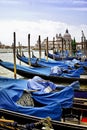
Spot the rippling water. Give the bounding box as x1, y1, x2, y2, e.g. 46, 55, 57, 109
0, 50, 45, 79
0, 52, 22, 78
0, 51, 87, 89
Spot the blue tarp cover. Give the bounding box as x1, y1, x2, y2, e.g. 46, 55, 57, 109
0, 76, 75, 120
0, 60, 85, 78
27, 76, 80, 94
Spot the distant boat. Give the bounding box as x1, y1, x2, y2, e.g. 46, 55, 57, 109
17, 51, 87, 73
17, 51, 68, 68
45, 51, 87, 61
45, 50, 75, 61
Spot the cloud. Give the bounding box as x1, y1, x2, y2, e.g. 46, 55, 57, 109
73, 0, 87, 4
0, 0, 21, 4
59, 7, 87, 11
0, 20, 87, 46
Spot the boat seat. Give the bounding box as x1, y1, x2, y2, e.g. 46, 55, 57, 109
16, 91, 34, 107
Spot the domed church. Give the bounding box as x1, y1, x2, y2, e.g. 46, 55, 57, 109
63, 29, 71, 42
54, 29, 72, 52
35, 29, 72, 51
63, 29, 72, 50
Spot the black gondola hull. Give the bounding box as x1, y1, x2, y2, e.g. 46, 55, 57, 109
0, 109, 87, 130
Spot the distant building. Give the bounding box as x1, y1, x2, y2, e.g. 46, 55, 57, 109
34, 29, 72, 51
55, 29, 72, 51
76, 30, 87, 50
34, 29, 87, 57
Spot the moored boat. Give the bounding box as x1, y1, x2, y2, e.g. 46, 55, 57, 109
45, 51, 74, 61
0, 76, 87, 129
45, 51, 87, 61
0, 59, 86, 85
17, 51, 44, 67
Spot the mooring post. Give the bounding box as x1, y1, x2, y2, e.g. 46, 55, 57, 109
38, 35, 41, 60
13, 32, 17, 79
46, 37, 48, 61
28, 34, 31, 66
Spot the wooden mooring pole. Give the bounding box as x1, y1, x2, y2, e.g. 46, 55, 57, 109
28, 34, 31, 66
38, 35, 41, 60
46, 37, 48, 61
13, 32, 17, 79
18, 42, 22, 65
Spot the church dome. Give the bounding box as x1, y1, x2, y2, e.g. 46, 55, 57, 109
63, 29, 71, 41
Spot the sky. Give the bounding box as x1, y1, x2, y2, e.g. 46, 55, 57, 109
0, 0, 87, 46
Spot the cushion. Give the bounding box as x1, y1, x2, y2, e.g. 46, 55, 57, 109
16, 91, 34, 107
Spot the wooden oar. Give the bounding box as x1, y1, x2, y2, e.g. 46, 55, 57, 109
0, 118, 14, 123
0, 118, 18, 130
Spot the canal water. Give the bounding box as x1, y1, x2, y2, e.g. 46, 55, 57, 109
0, 50, 45, 78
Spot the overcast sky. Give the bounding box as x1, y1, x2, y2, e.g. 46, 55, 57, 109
0, 0, 87, 46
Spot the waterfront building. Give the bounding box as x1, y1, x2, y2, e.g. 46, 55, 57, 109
34, 29, 72, 52
34, 29, 87, 56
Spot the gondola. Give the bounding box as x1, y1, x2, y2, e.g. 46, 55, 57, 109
17, 51, 84, 67
17, 51, 44, 67
17, 51, 68, 68
45, 52, 74, 61
45, 51, 87, 61
0, 76, 87, 130
45, 50, 75, 61
17, 52, 87, 75
0, 75, 75, 120
0, 59, 87, 85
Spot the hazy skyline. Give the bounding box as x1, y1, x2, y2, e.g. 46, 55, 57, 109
0, 0, 87, 46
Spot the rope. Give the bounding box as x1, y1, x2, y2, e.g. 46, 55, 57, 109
0, 116, 54, 130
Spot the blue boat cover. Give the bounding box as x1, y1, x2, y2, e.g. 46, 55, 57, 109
27, 76, 80, 94
0, 60, 85, 78
50, 66, 84, 78
0, 76, 75, 121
